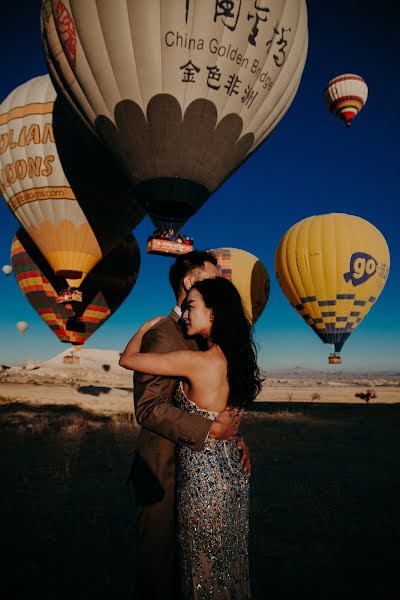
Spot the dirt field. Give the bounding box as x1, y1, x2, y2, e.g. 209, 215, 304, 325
0, 380, 399, 416
1, 390, 399, 599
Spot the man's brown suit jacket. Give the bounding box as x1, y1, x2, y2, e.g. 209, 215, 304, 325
133, 308, 211, 506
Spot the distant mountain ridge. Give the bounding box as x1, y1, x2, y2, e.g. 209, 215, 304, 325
264, 366, 400, 380
2, 350, 399, 384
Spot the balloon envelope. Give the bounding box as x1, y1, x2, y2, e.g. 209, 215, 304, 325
211, 247, 269, 323
324, 74, 368, 127
0, 75, 144, 286
2, 264, 12, 275
16, 321, 29, 335
11, 227, 140, 346
41, 0, 308, 232
274, 213, 390, 355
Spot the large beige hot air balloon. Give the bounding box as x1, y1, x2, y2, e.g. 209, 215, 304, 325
211, 247, 269, 323
275, 214, 390, 363
41, 0, 308, 234
0, 75, 143, 300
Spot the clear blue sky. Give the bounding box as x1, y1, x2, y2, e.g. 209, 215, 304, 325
1, 1, 399, 372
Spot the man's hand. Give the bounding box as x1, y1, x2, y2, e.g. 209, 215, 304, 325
208, 408, 241, 440
235, 436, 251, 477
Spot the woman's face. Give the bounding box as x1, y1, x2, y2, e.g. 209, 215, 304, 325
182, 288, 213, 338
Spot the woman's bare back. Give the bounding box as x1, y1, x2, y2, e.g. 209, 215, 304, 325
181, 345, 230, 413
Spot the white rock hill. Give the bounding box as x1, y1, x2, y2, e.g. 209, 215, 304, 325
41, 348, 125, 374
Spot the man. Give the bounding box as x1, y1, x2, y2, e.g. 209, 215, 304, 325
123, 251, 250, 599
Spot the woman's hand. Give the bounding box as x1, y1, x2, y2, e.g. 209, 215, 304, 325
119, 316, 165, 369
140, 316, 165, 335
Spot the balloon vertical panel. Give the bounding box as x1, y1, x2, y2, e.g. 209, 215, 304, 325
41, 0, 97, 124
252, 9, 308, 145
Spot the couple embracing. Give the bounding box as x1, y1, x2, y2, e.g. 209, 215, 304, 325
120, 251, 263, 599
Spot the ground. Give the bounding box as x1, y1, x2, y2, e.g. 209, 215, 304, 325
0, 350, 399, 599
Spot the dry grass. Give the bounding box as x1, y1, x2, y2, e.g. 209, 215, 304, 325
111, 412, 138, 430
0, 400, 399, 599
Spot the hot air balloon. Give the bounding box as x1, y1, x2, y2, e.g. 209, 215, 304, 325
211, 247, 269, 323
41, 0, 308, 248
11, 227, 140, 348
16, 321, 29, 335
2, 264, 12, 275
274, 213, 390, 363
0, 75, 144, 301
324, 74, 368, 127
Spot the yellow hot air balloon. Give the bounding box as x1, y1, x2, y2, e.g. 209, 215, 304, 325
0, 75, 143, 300
275, 214, 390, 363
16, 320, 29, 335
324, 74, 368, 127
211, 247, 270, 323
2, 264, 12, 275
41, 0, 308, 236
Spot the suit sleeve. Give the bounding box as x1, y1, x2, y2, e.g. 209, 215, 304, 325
133, 326, 212, 451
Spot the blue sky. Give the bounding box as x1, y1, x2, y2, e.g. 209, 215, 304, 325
1, 1, 399, 372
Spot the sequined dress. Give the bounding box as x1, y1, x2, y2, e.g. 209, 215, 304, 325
175, 383, 251, 600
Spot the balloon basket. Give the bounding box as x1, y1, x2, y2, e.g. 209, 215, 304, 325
146, 236, 193, 256
63, 353, 80, 365
328, 353, 342, 365
56, 288, 82, 304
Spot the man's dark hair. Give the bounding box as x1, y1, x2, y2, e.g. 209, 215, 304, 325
169, 250, 217, 299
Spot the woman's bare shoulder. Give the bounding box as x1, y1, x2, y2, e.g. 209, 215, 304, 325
203, 345, 227, 371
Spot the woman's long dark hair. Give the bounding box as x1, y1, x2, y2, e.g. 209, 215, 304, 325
192, 277, 264, 409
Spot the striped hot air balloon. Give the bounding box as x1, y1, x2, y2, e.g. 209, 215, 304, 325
41, 0, 308, 235
211, 247, 269, 323
324, 73, 368, 127
0, 75, 144, 298
11, 227, 140, 347
274, 213, 390, 363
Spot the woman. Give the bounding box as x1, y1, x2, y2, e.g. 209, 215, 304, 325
120, 277, 263, 599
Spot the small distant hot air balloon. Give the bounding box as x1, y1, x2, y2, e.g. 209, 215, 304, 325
11, 227, 140, 348
275, 214, 390, 363
2, 265, 12, 275
211, 248, 270, 324
324, 74, 368, 127
16, 321, 28, 335
41, 0, 309, 247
